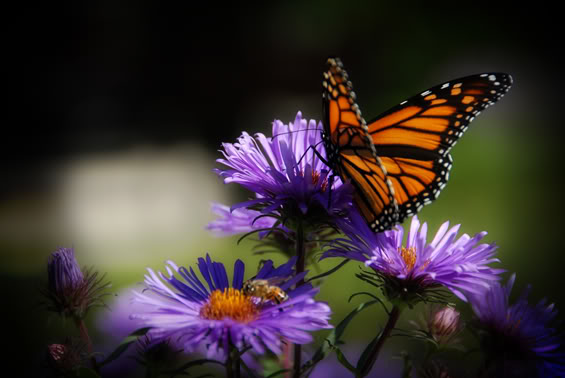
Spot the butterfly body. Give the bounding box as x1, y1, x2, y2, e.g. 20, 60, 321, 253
322, 58, 512, 231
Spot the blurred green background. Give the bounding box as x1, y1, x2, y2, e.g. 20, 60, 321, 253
5, 2, 565, 376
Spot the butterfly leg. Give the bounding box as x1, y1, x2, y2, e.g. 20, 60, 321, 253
295, 140, 329, 166
327, 173, 335, 208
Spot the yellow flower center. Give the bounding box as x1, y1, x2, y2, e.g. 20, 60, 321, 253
399, 246, 417, 272
199, 288, 259, 323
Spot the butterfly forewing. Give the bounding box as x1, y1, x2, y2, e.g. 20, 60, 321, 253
366, 73, 512, 223
322, 58, 398, 231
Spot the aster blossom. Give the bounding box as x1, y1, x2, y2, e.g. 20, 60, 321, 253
131, 254, 332, 359
206, 202, 278, 237
470, 274, 565, 377
215, 111, 352, 227
325, 213, 503, 304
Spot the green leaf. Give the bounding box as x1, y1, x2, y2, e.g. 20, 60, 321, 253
98, 327, 151, 367
334, 346, 357, 374
348, 292, 390, 315
237, 227, 279, 245
166, 358, 224, 375
306, 259, 350, 283
355, 305, 402, 377
301, 300, 379, 375
354, 271, 382, 289
328, 300, 379, 348
356, 332, 381, 372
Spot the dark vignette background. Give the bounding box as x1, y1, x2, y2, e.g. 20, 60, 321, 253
5, 2, 565, 376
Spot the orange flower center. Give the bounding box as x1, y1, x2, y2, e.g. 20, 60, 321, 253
311, 171, 328, 191
199, 288, 259, 323
399, 246, 417, 272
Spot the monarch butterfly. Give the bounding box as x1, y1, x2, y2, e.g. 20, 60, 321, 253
322, 57, 512, 231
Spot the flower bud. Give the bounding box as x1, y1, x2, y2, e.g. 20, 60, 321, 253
428, 305, 462, 344
411, 305, 463, 350
43, 247, 110, 319
46, 339, 86, 375
47, 248, 84, 295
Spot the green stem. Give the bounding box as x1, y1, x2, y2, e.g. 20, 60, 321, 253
234, 348, 241, 378
358, 305, 401, 378
280, 339, 292, 376
226, 347, 233, 378
423, 344, 434, 363
293, 220, 305, 378
226, 339, 241, 378
74, 317, 99, 373
145, 365, 157, 378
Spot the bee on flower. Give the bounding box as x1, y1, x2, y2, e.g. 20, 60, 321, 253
242, 277, 289, 305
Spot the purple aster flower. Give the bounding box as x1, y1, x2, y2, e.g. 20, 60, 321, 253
325, 213, 503, 304
215, 111, 352, 227
206, 202, 277, 237
131, 254, 332, 360
43, 247, 110, 319
470, 274, 565, 377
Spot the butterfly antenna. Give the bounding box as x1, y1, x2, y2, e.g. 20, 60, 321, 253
271, 127, 323, 140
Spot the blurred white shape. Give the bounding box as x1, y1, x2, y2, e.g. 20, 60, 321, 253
54, 144, 229, 268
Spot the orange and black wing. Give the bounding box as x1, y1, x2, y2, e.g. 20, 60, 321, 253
366, 73, 512, 223
322, 58, 398, 231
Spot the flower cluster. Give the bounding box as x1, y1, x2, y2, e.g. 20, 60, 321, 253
41, 110, 564, 377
